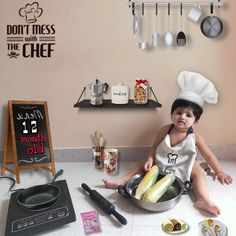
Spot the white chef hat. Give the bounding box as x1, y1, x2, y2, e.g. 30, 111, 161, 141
176, 71, 218, 108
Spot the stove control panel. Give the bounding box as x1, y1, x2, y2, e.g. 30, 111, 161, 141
11, 206, 69, 233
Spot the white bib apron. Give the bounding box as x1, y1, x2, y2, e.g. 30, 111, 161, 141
155, 127, 197, 182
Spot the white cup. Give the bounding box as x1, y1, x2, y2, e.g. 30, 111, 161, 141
187, 4, 202, 23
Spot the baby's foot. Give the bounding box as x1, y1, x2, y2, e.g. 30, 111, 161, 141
194, 198, 221, 216
102, 177, 127, 189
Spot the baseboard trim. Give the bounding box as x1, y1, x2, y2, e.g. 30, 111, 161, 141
0, 144, 235, 163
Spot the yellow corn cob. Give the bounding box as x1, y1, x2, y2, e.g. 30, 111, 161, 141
134, 165, 159, 200
142, 173, 175, 203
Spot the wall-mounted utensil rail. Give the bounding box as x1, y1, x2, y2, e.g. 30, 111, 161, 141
128, 1, 223, 8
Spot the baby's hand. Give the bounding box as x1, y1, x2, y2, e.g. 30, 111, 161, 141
143, 158, 153, 172
213, 171, 233, 185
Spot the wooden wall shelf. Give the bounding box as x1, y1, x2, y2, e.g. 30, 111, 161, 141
74, 99, 162, 109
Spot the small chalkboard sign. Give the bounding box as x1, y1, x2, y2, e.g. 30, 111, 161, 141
2, 101, 55, 183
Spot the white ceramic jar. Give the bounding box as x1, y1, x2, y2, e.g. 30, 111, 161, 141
111, 83, 129, 104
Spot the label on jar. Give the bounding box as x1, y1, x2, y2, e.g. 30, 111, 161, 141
104, 149, 118, 174
140, 82, 148, 90
92, 148, 104, 169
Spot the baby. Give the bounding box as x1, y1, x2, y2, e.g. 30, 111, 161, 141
103, 71, 233, 216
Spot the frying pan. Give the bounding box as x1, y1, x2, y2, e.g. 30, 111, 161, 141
17, 169, 63, 210
200, 3, 223, 38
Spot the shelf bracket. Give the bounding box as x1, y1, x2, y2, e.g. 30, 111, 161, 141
74, 87, 86, 107
150, 87, 161, 104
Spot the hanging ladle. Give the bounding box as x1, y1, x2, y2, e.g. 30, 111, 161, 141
177, 3, 186, 46
152, 3, 161, 47
138, 3, 148, 50
164, 3, 174, 46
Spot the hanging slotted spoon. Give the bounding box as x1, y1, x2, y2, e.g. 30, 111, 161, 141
177, 3, 186, 46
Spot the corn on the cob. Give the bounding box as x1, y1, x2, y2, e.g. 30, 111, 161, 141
142, 173, 175, 203
134, 165, 159, 200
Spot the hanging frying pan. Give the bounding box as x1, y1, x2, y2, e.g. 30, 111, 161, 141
200, 3, 223, 38
16, 169, 63, 210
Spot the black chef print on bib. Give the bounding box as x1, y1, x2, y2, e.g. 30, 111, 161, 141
167, 153, 178, 164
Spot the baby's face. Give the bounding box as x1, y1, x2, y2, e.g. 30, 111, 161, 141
171, 107, 196, 130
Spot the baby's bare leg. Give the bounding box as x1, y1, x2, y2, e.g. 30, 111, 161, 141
191, 162, 221, 216
102, 161, 144, 189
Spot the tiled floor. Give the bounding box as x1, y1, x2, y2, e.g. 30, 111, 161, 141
0, 160, 235, 236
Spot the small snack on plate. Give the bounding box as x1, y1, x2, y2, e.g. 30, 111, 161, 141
171, 219, 181, 231
178, 220, 187, 231
162, 219, 174, 232
162, 218, 188, 234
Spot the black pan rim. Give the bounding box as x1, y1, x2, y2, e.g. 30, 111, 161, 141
16, 184, 60, 210
200, 15, 223, 38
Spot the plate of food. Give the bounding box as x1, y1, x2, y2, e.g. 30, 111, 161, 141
162, 218, 189, 234
199, 218, 227, 236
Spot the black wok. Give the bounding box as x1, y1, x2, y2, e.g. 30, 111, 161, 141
200, 3, 223, 38
17, 169, 63, 210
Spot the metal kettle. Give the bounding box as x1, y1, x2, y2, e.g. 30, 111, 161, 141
88, 79, 108, 105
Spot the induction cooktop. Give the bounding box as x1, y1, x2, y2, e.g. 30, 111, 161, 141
5, 180, 76, 236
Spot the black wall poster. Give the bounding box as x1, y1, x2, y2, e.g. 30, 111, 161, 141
6, 2, 56, 59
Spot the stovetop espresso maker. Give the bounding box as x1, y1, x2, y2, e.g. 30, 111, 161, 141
89, 79, 108, 105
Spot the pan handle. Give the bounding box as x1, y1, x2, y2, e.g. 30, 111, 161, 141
51, 169, 64, 184
118, 185, 132, 199
182, 181, 192, 195
210, 2, 214, 14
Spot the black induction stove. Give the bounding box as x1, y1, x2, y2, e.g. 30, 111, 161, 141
5, 180, 76, 236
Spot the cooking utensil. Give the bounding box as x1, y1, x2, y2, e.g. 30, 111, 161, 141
88, 79, 109, 105
187, 3, 202, 23
177, 3, 186, 46
200, 3, 223, 38
98, 136, 104, 148
138, 3, 148, 50
131, 2, 138, 34
204, 219, 216, 236
152, 3, 160, 47
164, 3, 174, 46
81, 183, 127, 225
118, 172, 191, 212
17, 169, 63, 210
93, 131, 104, 149
94, 131, 100, 147
214, 225, 221, 236
199, 219, 227, 236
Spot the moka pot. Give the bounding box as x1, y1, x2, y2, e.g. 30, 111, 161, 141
89, 79, 108, 105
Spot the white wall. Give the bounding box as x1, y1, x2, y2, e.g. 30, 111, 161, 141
0, 0, 235, 150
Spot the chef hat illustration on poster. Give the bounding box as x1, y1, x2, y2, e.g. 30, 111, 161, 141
176, 71, 218, 108
19, 2, 43, 23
